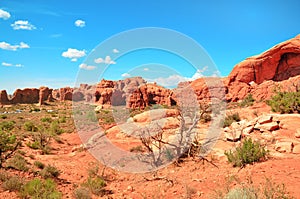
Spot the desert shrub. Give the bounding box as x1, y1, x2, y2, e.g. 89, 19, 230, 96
58, 116, 66, 123
74, 187, 92, 199
225, 138, 268, 167
0, 170, 10, 182
201, 113, 212, 123
0, 121, 15, 131
39, 165, 60, 179
239, 94, 255, 107
262, 178, 294, 199
6, 154, 29, 171
49, 121, 63, 135
0, 131, 20, 168
223, 112, 241, 128
20, 178, 62, 199
82, 176, 106, 196
130, 145, 144, 153
267, 90, 300, 114
27, 141, 40, 150
24, 121, 38, 132
40, 117, 52, 123
214, 176, 294, 199
87, 111, 98, 122
0, 115, 7, 119
34, 161, 45, 169
2, 176, 24, 192
29, 107, 40, 112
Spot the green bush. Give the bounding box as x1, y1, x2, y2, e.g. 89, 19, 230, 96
20, 178, 62, 199
240, 94, 255, 107
39, 165, 60, 179
74, 187, 92, 199
87, 111, 98, 122
34, 161, 45, 169
82, 176, 106, 196
0, 121, 15, 131
2, 176, 24, 192
225, 138, 268, 167
50, 121, 63, 135
267, 90, 300, 114
40, 117, 52, 123
24, 121, 38, 132
0, 131, 20, 168
58, 116, 66, 123
223, 112, 241, 128
6, 154, 29, 171
0, 115, 7, 119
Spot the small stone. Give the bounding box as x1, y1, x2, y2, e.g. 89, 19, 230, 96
257, 115, 273, 124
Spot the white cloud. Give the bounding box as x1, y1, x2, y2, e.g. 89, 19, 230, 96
75, 19, 85, 27
11, 20, 36, 30
146, 67, 209, 88
79, 63, 96, 70
113, 48, 119, 53
0, 9, 10, 20
94, 55, 116, 64
2, 62, 12, 66
62, 48, 86, 61
0, 41, 30, 51
2, 62, 23, 67
121, 73, 131, 78
143, 68, 149, 71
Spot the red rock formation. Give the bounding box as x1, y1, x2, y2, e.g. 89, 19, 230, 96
127, 83, 176, 109
59, 87, 73, 101
10, 88, 40, 104
226, 34, 300, 101
39, 87, 53, 105
0, 90, 10, 105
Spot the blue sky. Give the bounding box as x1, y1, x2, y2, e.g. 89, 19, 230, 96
1, 0, 300, 93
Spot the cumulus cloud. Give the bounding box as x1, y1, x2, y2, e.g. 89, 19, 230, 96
0, 9, 10, 20
62, 48, 86, 61
2, 62, 12, 66
94, 56, 116, 64
2, 62, 23, 67
113, 48, 119, 53
75, 19, 85, 27
11, 20, 36, 30
79, 63, 96, 70
121, 73, 131, 78
146, 67, 208, 88
0, 41, 30, 51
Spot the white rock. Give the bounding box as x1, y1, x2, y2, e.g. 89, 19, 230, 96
274, 141, 294, 153
257, 115, 273, 124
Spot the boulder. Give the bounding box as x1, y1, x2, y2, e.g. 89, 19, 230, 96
275, 141, 294, 153
224, 130, 241, 142
257, 115, 273, 124
254, 122, 279, 132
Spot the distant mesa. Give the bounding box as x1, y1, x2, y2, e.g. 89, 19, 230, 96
1, 34, 300, 107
